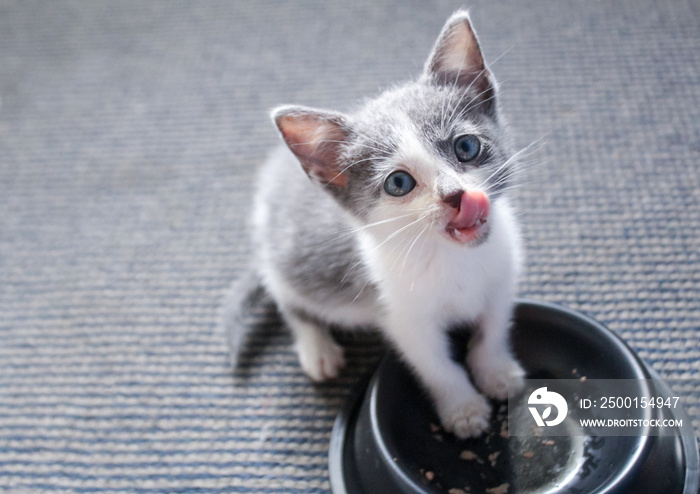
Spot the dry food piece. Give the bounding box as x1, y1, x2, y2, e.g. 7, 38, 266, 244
500, 419, 509, 438
580, 376, 587, 382
485, 483, 510, 494
424, 471, 435, 481
459, 450, 480, 461
488, 451, 501, 466
449, 489, 469, 494
522, 451, 535, 459
542, 439, 555, 446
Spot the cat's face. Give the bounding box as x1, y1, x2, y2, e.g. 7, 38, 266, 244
273, 11, 517, 249
340, 81, 513, 248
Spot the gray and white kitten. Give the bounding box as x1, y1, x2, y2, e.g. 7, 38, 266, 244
222, 10, 525, 439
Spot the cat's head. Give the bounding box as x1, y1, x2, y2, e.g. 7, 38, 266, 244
272, 11, 517, 248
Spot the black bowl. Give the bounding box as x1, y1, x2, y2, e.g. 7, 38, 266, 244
329, 300, 699, 494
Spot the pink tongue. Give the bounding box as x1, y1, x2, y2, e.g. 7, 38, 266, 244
449, 190, 490, 230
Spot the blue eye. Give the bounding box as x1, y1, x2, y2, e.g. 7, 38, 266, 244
454, 134, 481, 163
384, 170, 416, 197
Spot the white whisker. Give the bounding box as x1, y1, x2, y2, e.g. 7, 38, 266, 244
451, 84, 500, 124
478, 135, 547, 192
351, 279, 371, 304
320, 213, 416, 246
400, 222, 431, 275
322, 156, 375, 190
339, 211, 433, 284
377, 212, 433, 251
445, 67, 485, 126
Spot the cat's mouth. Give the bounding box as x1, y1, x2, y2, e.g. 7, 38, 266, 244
446, 218, 488, 243
444, 190, 490, 245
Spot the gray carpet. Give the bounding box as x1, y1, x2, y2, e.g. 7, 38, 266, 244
1, 0, 699, 492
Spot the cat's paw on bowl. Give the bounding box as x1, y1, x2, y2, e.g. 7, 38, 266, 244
470, 356, 526, 401
438, 394, 491, 439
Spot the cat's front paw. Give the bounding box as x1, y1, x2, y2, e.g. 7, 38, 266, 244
471, 356, 525, 401
296, 336, 346, 382
438, 394, 491, 439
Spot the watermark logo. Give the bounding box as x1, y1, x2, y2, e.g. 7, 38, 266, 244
528, 386, 568, 426
510, 379, 692, 436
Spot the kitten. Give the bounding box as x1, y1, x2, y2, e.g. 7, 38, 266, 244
221, 10, 526, 439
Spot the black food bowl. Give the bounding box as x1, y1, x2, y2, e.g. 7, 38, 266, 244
329, 300, 699, 494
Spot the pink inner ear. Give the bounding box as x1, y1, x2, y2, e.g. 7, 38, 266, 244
426, 14, 493, 97
440, 21, 484, 75
277, 115, 323, 159
277, 114, 349, 187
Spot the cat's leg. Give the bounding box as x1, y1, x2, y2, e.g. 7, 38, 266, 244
384, 313, 491, 439
280, 307, 346, 382
467, 296, 525, 400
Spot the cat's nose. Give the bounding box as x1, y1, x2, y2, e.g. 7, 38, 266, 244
442, 190, 464, 209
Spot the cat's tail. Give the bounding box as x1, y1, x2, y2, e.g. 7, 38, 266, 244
218, 268, 269, 369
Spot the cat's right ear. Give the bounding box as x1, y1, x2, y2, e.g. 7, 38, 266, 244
272, 106, 350, 188
423, 10, 496, 106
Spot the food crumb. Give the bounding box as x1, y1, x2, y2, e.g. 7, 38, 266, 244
572, 368, 577, 374
425, 471, 434, 481
449, 489, 468, 494
522, 451, 535, 459
485, 483, 510, 494
580, 376, 587, 382
459, 450, 479, 461
542, 439, 555, 446
500, 420, 509, 438
488, 451, 501, 466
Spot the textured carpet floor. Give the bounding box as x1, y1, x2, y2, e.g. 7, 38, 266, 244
1, 1, 699, 492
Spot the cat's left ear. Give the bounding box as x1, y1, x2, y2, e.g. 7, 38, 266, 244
272, 105, 350, 188
424, 10, 496, 109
